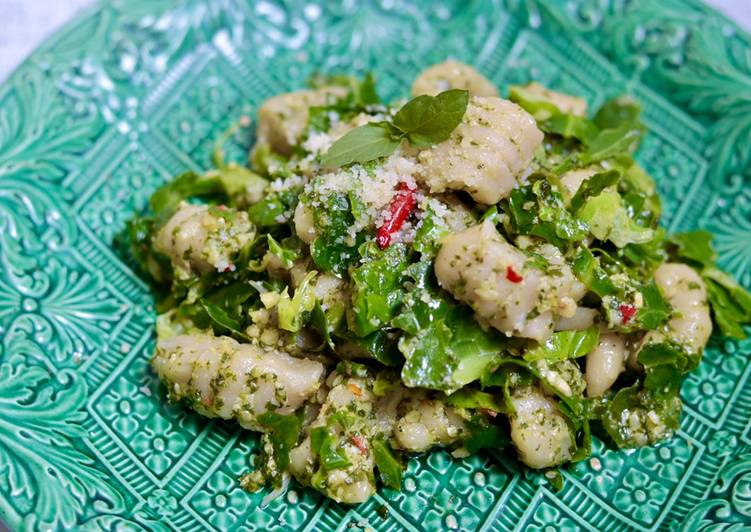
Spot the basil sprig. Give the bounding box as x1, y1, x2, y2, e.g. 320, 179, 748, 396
321, 89, 469, 168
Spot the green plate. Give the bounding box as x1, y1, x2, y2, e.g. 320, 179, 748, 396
1, 1, 750, 530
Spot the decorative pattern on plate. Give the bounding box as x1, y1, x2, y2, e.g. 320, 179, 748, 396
0, 1, 749, 530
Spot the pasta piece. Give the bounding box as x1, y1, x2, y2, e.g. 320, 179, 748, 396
435, 221, 584, 341
289, 374, 386, 504
153, 202, 255, 281
509, 386, 574, 469
585, 332, 627, 397
417, 96, 543, 204
643, 263, 712, 354
152, 333, 325, 429
555, 307, 598, 331
256, 86, 346, 155
393, 393, 466, 452
411, 60, 499, 97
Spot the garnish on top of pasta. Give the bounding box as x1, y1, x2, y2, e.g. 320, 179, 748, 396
127, 60, 751, 504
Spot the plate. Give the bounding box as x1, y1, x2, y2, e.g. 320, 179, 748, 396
1, 1, 750, 530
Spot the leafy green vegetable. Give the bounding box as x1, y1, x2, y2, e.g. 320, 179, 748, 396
702, 267, 751, 339
601, 383, 681, 448
669, 230, 717, 266
392, 89, 469, 147
524, 327, 600, 362
373, 435, 403, 490
393, 264, 505, 393
620, 162, 661, 226
581, 122, 643, 164
572, 248, 617, 297
278, 271, 317, 332
257, 412, 302, 471
577, 190, 653, 247
569, 169, 620, 211
310, 303, 337, 350
669, 231, 751, 338
337, 330, 403, 367
209, 164, 267, 200
463, 418, 509, 454
444, 389, 507, 413
200, 300, 248, 339
412, 206, 451, 257
637, 281, 671, 330
310, 426, 351, 471
506, 180, 588, 247
149, 172, 223, 214
508, 83, 597, 142
638, 342, 691, 395
320, 122, 402, 168
349, 243, 410, 337
267, 234, 300, 269
309, 193, 364, 275
247, 189, 298, 227
593, 96, 643, 131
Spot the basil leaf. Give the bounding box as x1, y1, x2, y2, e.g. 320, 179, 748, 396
320, 122, 401, 168
524, 327, 600, 363
669, 230, 717, 267
393, 89, 469, 148
373, 435, 403, 490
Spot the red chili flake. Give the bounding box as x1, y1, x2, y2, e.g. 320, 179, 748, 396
202, 394, 214, 407
217, 204, 228, 211
506, 265, 523, 283
479, 408, 498, 418
222, 264, 235, 273
620, 304, 637, 324
376, 183, 417, 249
351, 435, 368, 454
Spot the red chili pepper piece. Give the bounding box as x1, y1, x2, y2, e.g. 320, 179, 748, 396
376, 183, 417, 249
620, 304, 637, 324
350, 435, 368, 454
506, 265, 523, 283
